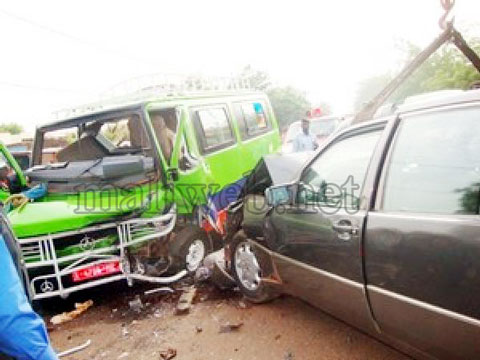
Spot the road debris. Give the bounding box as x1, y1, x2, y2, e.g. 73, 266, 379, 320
50, 300, 94, 325
57, 339, 92, 358
118, 352, 129, 359
128, 295, 144, 313
219, 322, 244, 333
144, 287, 174, 296
195, 326, 203, 333
175, 286, 197, 314
159, 347, 177, 360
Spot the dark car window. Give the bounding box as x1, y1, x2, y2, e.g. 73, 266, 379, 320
299, 129, 382, 209
383, 107, 480, 215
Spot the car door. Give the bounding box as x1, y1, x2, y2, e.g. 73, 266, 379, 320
365, 104, 480, 360
266, 122, 385, 332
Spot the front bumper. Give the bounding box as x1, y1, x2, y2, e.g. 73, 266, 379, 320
18, 206, 185, 300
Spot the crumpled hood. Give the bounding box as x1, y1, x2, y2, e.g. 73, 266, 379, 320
8, 201, 131, 238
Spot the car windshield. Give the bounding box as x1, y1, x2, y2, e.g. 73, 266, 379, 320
285, 118, 338, 142
36, 113, 152, 165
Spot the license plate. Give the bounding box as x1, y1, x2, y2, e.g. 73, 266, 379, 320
72, 261, 121, 282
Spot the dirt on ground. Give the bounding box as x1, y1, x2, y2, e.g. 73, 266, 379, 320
42, 280, 410, 360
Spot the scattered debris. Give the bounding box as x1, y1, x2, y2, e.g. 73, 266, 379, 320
128, 296, 144, 313
219, 322, 244, 333
195, 265, 212, 282
284, 350, 295, 360
144, 287, 174, 296
195, 326, 203, 333
50, 300, 94, 325
159, 347, 177, 360
237, 300, 248, 309
57, 339, 92, 358
122, 327, 129, 337
153, 309, 162, 318
118, 352, 129, 359
175, 286, 197, 314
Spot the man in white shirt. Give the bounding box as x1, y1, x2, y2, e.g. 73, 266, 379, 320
293, 118, 318, 152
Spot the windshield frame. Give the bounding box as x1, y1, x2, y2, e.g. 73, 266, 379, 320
31, 106, 164, 185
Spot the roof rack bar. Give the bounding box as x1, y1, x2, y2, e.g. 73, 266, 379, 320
52, 74, 253, 120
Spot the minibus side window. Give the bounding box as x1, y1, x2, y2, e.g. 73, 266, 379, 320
194, 107, 235, 153
234, 101, 270, 139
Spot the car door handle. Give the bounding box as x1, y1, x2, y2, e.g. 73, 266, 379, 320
332, 220, 358, 237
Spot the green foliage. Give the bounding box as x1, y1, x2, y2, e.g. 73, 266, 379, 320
267, 86, 311, 129
355, 38, 480, 111
0, 123, 23, 135
240, 65, 313, 130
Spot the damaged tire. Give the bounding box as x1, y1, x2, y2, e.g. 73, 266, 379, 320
169, 225, 210, 273
230, 231, 279, 303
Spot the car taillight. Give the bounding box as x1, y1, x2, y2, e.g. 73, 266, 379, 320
72, 261, 121, 282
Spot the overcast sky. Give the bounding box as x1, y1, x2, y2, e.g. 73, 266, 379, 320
1, 0, 479, 134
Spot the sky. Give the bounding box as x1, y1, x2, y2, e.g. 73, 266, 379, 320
1, 0, 479, 134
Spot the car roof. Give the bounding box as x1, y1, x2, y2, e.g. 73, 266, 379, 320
397, 88, 480, 114
39, 90, 264, 130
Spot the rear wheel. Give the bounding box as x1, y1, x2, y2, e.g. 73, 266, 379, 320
169, 225, 210, 273
230, 231, 279, 303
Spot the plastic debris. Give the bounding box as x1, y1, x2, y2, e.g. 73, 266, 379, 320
175, 286, 197, 314
50, 300, 94, 325
219, 322, 244, 333
159, 347, 177, 360
57, 339, 92, 358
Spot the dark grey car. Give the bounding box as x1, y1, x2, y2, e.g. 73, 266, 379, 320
226, 89, 480, 360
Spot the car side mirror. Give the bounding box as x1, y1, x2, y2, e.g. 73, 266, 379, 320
265, 183, 297, 207
167, 168, 179, 182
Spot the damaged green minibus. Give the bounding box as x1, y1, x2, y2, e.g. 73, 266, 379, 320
1, 80, 281, 299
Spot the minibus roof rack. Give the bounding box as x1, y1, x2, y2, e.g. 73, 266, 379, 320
53, 74, 254, 120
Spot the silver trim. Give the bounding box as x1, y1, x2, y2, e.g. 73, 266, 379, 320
19, 205, 188, 300
368, 285, 480, 328
252, 240, 364, 289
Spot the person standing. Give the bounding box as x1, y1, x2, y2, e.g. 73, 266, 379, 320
293, 118, 318, 152
0, 214, 58, 360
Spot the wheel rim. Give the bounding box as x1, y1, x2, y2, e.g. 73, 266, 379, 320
235, 242, 261, 291
186, 239, 206, 272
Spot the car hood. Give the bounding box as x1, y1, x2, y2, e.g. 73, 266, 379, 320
9, 200, 135, 238
242, 152, 313, 196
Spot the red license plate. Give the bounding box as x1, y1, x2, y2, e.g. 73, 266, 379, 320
72, 261, 121, 282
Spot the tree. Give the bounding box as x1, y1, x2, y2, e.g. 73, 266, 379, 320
354, 38, 480, 111
239, 66, 313, 130
267, 86, 311, 130
0, 123, 23, 135
240, 65, 271, 91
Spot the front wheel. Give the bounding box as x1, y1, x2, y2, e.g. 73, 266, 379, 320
230, 231, 279, 303
169, 225, 211, 273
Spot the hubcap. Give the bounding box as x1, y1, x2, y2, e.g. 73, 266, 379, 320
235, 242, 261, 291
186, 239, 206, 272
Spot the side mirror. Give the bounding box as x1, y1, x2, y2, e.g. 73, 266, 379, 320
265, 183, 297, 207
167, 168, 179, 182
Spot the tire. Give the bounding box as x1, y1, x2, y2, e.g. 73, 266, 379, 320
169, 225, 211, 273
230, 231, 279, 303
